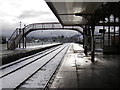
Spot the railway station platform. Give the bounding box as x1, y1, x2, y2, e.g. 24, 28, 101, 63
50, 43, 119, 89
1, 43, 61, 65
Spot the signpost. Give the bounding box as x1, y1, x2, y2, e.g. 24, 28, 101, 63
99, 29, 106, 33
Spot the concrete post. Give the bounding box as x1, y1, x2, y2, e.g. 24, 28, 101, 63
83, 29, 85, 48
22, 28, 24, 48
84, 25, 88, 56
91, 15, 95, 63
91, 27, 95, 63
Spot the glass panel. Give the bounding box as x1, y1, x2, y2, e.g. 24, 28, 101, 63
59, 15, 87, 25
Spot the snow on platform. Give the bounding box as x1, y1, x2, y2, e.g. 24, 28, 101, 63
1, 43, 60, 57
16, 43, 60, 50
50, 43, 119, 89
1, 43, 61, 65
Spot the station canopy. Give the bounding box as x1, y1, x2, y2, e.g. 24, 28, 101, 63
45, 0, 105, 26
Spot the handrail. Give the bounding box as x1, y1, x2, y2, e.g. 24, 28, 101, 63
22, 23, 63, 35
8, 28, 19, 41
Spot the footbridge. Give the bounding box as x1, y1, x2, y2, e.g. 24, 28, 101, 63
7, 22, 83, 50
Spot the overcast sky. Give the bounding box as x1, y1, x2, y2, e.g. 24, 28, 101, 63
0, 0, 80, 37
0, 0, 56, 36
1, 0, 118, 38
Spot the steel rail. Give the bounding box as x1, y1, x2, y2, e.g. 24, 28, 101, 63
0, 45, 61, 70
13, 44, 69, 90
0, 45, 62, 78
42, 45, 70, 90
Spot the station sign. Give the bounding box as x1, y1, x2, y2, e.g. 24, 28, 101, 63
99, 29, 106, 33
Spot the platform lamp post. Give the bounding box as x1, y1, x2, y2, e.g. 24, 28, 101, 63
22, 24, 26, 49
19, 21, 22, 48
24, 24, 27, 48
20, 21, 21, 29
19, 21, 21, 34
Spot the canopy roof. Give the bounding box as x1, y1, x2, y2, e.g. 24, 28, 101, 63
45, 1, 103, 26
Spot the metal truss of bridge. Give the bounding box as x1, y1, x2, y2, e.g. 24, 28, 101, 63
7, 22, 83, 50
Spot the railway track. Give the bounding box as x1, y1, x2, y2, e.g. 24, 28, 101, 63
0, 45, 62, 78
0, 44, 70, 90
0, 46, 59, 69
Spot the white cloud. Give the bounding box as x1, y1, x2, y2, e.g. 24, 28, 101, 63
0, 0, 58, 37
0, 0, 58, 23
18, 10, 50, 19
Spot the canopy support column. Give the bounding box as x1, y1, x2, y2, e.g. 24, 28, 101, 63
84, 25, 88, 56
91, 15, 95, 63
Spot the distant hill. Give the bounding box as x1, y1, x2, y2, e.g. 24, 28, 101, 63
70, 34, 83, 43
71, 34, 81, 38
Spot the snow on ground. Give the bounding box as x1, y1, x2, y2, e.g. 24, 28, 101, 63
27, 43, 60, 49
72, 43, 84, 53
72, 43, 84, 51
16, 43, 60, 50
